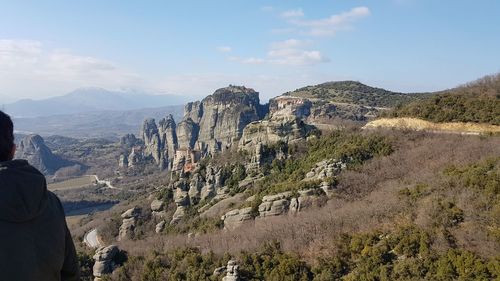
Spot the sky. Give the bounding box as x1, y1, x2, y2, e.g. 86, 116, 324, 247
0, 0, 499, 103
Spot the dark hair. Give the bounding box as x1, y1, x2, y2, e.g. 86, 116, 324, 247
0, 111, 14, 161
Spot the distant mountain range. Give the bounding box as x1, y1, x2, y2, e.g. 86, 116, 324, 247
13, 105, 184, 139
3, 87, 189, 118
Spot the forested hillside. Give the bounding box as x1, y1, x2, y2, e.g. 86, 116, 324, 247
286, 81, 428, 108
389, 74, 500, 125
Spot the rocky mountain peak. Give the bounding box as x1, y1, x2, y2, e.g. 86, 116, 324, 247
205, 85, 260, 106
15, 134, 72, 175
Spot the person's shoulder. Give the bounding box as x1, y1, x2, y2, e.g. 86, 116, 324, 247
45, 191, 67, 217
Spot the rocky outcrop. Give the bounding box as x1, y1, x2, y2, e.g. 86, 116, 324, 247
257, 190, 325, 218
122, 85, 264, 173
269, 96, 312, 120
190, 85, 262, 152
222, 260, 240, 281
118, 207, 141, 240
239, 117, 315, 151
304, 159, 346, 194
200, 165, 223, 201
258, 192, 292, 217
127, 147, 143, 168
119, 133, 141, 148
155, 220, 166, 233
221, 207, 253, 230
118, 154, 128, 168
93, 245, 119, 280
15, 134, 74, 175
188, 172, 204, 203
171, 181, 190, 224
150, 198, 167, 218
150, 199, 164, 212
239, 96, 316, 152
141, 119, 162, 166
306, 102, 378, 125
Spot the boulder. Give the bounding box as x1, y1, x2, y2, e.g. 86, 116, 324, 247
258, 199, 290, 217
121, 207, 141, 219
118, 217, 136, 241
171, 205, 186, 224
222, 207, 254, 230
150, 199, 164, 212
155, 221, 166, 233
213, 266, 226, 276
93, 245, 119, 279
222, 260, 240, 281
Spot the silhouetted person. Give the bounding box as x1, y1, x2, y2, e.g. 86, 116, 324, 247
0, 111, 80, 281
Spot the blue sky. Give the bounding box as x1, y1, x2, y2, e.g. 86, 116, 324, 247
0, 0, 499, 102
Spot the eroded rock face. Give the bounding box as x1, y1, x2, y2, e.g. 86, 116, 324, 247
142, 119, 162, 165
188, 173, 204, 203
258, 192, 292, 218
122, 85, 264, 173
158, 114, 178, 169
239, 117, 316, 152
155, 220, 166, 233
269, 96, 312, 120
93, 245, 119, 280
256, 190, 325, 218
120, 134, 141, 148
15, 134, 72, 175
221, 207, 253, 230
118, 154, 128, 168
304, 159, 346, 194
191, 86, 262, 151
127, 147, 143, 168
118, 207, 141, 240
222, 260, 240, 281
171, 181, 190, 224
150, 199, 164, 212
176, 118, 199, 150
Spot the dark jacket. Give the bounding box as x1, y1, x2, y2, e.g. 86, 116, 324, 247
0, 160, 80, 281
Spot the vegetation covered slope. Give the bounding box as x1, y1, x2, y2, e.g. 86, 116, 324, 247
76, 130, 500, 281
389, 74, 500, 125
285, 81, 427, 108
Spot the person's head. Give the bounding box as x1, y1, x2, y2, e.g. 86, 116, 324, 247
0, 111, 15, 162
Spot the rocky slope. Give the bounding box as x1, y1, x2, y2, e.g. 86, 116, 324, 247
69, 78, 500, 281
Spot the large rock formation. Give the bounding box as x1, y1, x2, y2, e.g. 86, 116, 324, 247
239, 96, 317, 152
15, 134, 73, 175
93, 245, 120, 280
118, 207, 141, 240
127, 85, 264, 172
222, 260, 240, 281
221, 207, 253, 230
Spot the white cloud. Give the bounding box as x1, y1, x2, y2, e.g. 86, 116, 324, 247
290, 6, 370, 36
230, 39, 329, 66
281, 9, 304, 18
216, 46, 232, 53
0, 39, 143, 100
